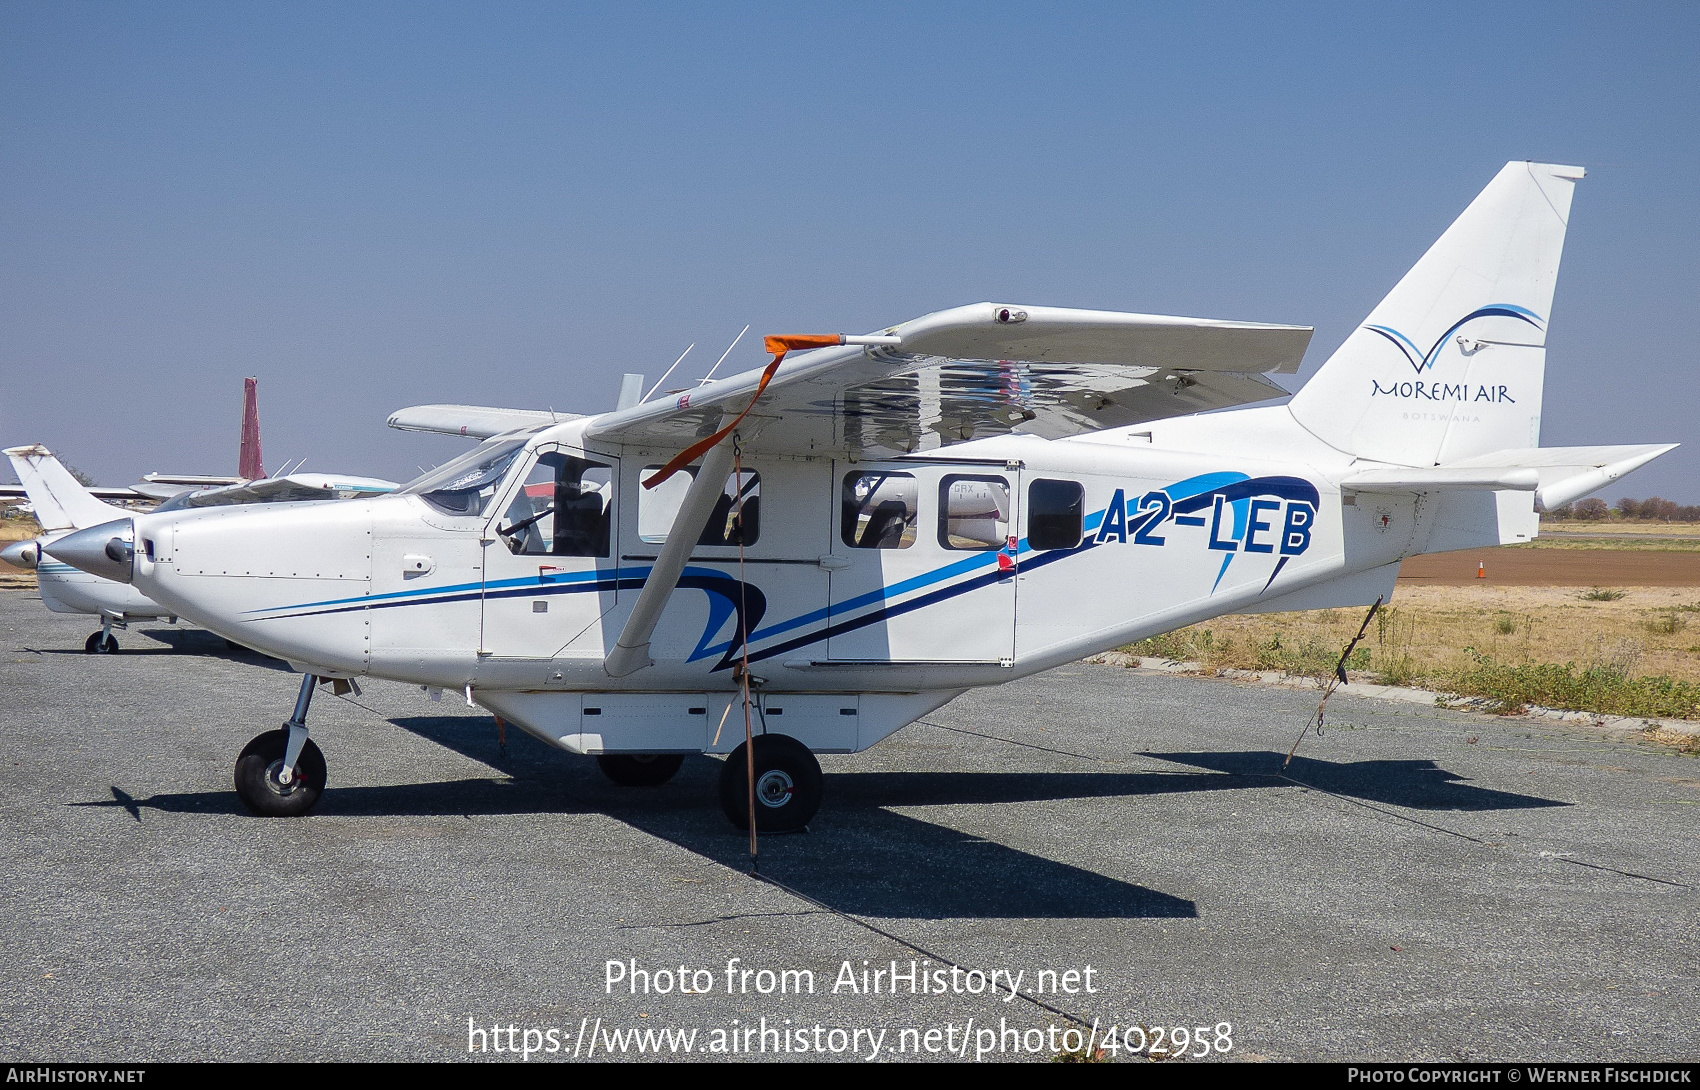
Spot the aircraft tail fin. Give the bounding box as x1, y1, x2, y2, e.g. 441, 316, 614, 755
2, 445, 125, 531
239, 377, 265, 480
1288, 162, 1585, 467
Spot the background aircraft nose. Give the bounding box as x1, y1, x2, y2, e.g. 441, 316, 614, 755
43, 519, 134, 583
0, 539, 42, 570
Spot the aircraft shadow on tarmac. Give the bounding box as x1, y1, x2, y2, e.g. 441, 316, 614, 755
139, 628, 291, 669
80, 715, 1199, 920
72, 723, 1564, 919
1146, 751, 1569, 811
21, 627, 289, 669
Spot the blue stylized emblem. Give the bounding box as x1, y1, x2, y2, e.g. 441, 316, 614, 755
1365, 304, 1544, 374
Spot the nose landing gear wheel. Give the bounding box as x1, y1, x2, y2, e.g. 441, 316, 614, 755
84, 632, 119, 654
234, 729, 327, 816
596, 753, 685, 786
718, 734, 822, 832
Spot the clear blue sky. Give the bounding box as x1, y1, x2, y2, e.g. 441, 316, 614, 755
3, 2, 1696, 499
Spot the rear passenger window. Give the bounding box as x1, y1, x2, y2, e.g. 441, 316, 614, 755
1028, 478, 1084, 550
842, 472, 917, 549
938, 475, 1010, 550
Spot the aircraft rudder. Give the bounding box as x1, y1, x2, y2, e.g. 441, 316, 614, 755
3, 444, 121, 531
1288, 162, 1585, 467
239, 377, 265, 480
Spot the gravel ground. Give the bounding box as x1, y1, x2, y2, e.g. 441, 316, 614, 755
1, 590, 1695, 1063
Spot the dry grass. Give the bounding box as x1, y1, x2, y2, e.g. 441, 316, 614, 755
0, 514, 41, 588
1530, 520, 1700, 551
1541, 520, 1700, 537
1126, 584, 1700, 701
1518, 536, 1700, 552
0, 515, 43, 542
1643, 727, 1700, 755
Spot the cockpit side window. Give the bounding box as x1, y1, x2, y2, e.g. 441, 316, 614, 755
497, 452, 612, 557
401, 438, 528, 518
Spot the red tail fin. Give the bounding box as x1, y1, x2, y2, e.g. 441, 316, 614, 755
239, 377, 266, 480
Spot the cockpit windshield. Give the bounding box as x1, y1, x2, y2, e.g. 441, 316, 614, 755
398, 437, 529, 517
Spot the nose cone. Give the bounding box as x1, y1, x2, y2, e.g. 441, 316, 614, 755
43, 519, 134, 583
0, 538, 42, 570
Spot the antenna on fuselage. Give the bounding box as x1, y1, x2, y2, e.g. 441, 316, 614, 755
640, 344, 695, 404
698, 324, 750, 386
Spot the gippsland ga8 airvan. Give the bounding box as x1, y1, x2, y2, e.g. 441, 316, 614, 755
47, 162, 1675, 831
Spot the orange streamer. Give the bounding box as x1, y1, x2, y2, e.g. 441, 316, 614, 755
642, 334, 848, 490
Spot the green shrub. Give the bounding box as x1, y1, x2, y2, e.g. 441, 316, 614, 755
1442, 656, 1700, 719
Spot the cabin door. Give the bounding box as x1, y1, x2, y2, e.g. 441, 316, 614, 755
479, 447, 618, 659
826, 463, 1017, 664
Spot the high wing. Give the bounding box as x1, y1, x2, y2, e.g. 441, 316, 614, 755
582, 303, 1312, 459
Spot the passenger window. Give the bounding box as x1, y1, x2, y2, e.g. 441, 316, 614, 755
938, 475, 1010, 550
1028, 478, 1084, 550
842, 472, 918, 549
497, 452, 612, 557
638, 467, 760, 546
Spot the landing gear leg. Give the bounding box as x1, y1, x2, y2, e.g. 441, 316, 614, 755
85, 613, 123, 654
234, 674, 327, 817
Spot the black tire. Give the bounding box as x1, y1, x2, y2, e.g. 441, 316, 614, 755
597, 753, 685, 787
85, 631, 119, 654
234, 729, 327, 817
718, 734, 823, 832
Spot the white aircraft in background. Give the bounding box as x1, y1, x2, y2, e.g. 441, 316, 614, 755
3, 380, 396, 652
49, 163, 1674, 831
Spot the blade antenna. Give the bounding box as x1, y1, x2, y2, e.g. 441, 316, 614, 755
640, 344, 695, 404
699, 324, 750, 386
1283, 596, 1383, 771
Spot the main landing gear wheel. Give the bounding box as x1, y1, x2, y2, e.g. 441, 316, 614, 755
718, 734, 823, 833
234, 729, 327, 817
84, 631, 119, 654
597, 753, 685, 787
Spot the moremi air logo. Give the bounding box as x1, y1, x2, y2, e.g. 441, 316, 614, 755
1366, 304, 1544, 374
1364, 303, 1543, 406
1093, 473, 1320, 593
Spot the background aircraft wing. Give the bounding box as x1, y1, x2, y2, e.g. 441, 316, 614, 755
387, 404, 577, 440
583, 303, 1311, 459
161, 473, 399, 510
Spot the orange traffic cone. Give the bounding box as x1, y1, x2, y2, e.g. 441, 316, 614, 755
1476, 561, 1486, 579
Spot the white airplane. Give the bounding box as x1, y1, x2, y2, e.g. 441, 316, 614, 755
47, 162, 1674, 829
4, 381, 397, 652
1, 445, 177, 651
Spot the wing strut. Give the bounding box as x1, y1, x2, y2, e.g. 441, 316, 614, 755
606, 332, 895, 677
603, 436, 737, 678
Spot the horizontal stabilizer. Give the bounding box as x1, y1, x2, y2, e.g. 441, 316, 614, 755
1342, 466, 1539, 492
1342, 444, 1677, 510
1443, 444, 1678, 511
387, 404, 576, 440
